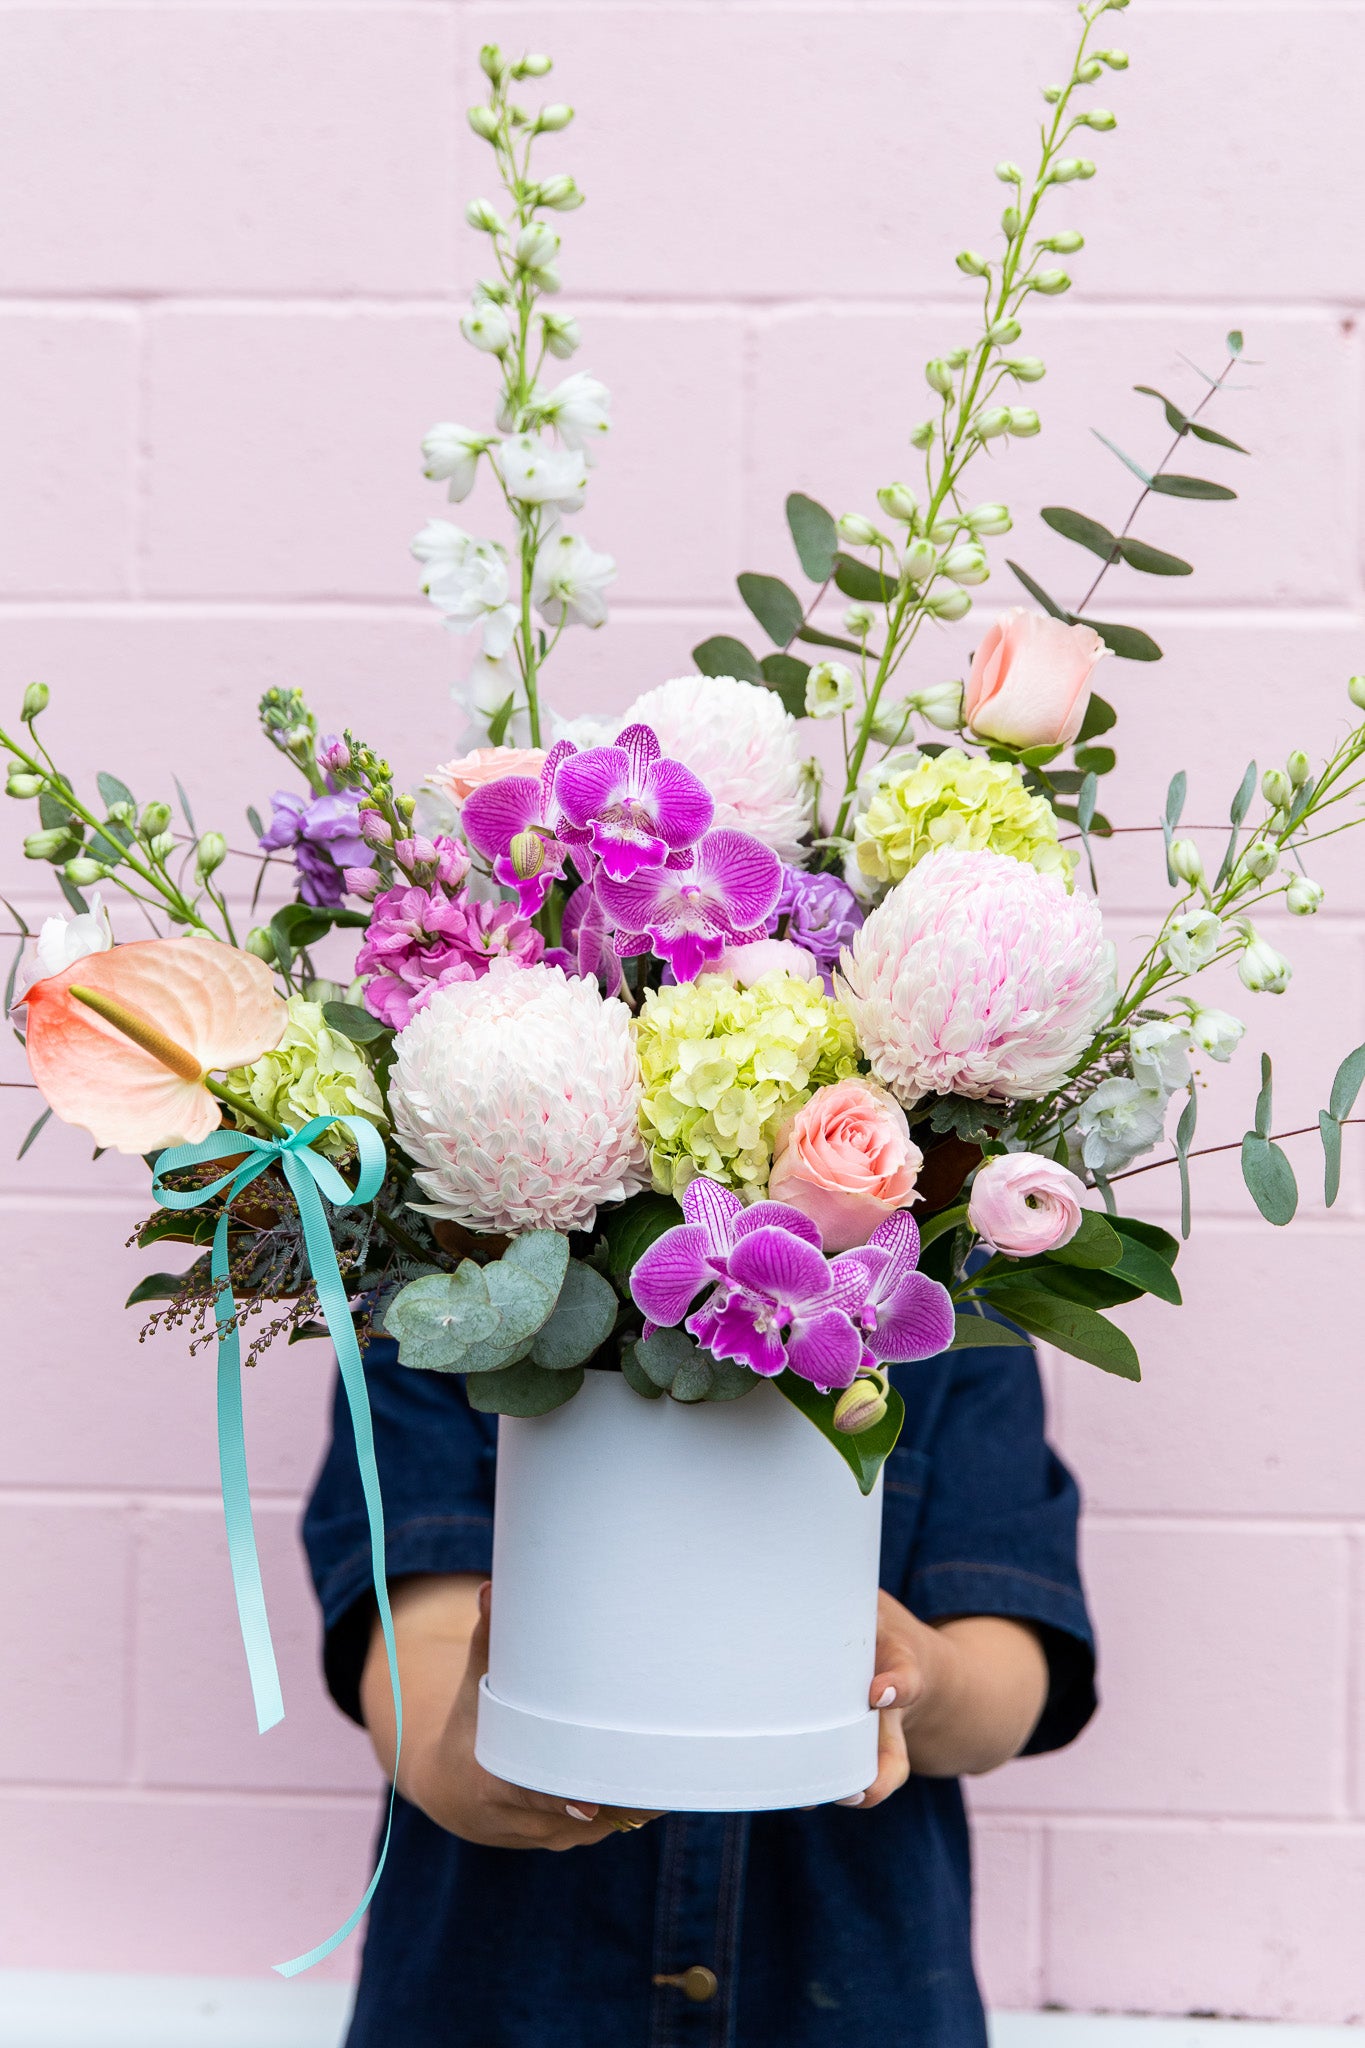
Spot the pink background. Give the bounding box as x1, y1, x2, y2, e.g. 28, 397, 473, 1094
1, 0, 1363, 2020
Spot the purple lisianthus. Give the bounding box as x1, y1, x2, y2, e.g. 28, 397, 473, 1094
555, 723, 712, 882
594, 828, 782, 983
768, 866, 864, 983
259, 788, 374, 909
355, 881, 543, 1029
461, 741, 576, 915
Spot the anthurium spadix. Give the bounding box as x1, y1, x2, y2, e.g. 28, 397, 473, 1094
20, 936, 286, 1153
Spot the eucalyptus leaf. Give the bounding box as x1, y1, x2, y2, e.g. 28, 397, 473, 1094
1165, 770, 1187, 831
1254, 1051, 1274, 1140
174, 777, 198, 833
321, 1000, 390, 1045
775, 1372, 906, 1495
795, 622, 866, 657
1041, 506, 1117, 560
1074, 746, 1116, 778
1077, 771, 1098, 840
1240, 1132, 1298, 1227
1328, 1041, 1365, 1122
246, 805, 265, 842
786, 493, 839, 583
486, 694, 517, 746
693, 635, 762, 684
1118, 537, 1193, 577
466, 1357, 584, 1417
832, 554, 896, 604
1227, 329, 1244, 355
1320, 1110, 1343, 1209
530, 1260, 619, 1370
16, 1105, 52, 1161
1006, 560, 1068, 620
1133, 385, 1190, 435
1148, 473, 1237, 502
738, 572, 804, 649
948, 1312, 1030, 1350
670, 1355, 716, 1402
634, 1327, 700, 1391
620, 1346, 665, 1399
759, 652, 811, 717
1092, 432, 1153, 487
1078, 618, 1163, 663
1188, 421, 1248, 455
58, 875, 90, 916
383, 1265, 503, 1373
1175, 1083, 1197, 1238
97, 772, 135, 811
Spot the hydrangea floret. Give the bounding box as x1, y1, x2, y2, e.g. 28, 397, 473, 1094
850, 749, 1073, 894
222, 996, 387, 1160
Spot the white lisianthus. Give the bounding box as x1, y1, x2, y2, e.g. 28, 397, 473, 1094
532, 530, 617, 629
536, 372, 611, 462
1162, 907, 1223, 973
1127, 1016, 1191, 1095
805, 662, 856, 719
1076, 1075, 1171, 1174
460, 302, 512, 354
496, 432, 588, 513
15, 890, 113, 1001
1186, 1006, 1245, 1063
421, 423, 494, 503
914, 679, 966, 731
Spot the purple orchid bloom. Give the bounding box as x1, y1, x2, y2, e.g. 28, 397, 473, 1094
831, 1210, 956, 1365
631, 1176, 864, 1392
554, 723, 713, 882
259, 788, 374, 909
460, 741, 576, 916
594, 828, 782, 982
546, 881, 624, 997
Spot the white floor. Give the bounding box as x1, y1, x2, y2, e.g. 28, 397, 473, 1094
0, 1973, 1356, 2048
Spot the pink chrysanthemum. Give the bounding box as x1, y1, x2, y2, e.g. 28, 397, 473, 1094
839, 848, 1115, 1106
389, 960, 649, 1234
620, 675, 810, 864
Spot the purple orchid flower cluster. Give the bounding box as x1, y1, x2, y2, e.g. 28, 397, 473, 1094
461, 722, 785, 985
631, 1177, 955, 1393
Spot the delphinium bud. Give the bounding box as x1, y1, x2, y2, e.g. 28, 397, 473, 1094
924, 358, 955, 397
965, 503, 1012, 536
1049, 159, 1094, 184
195, 831, 228, 877
479, 43, 506, 81
1348, 675, 1365, 710
942, 544, 990, 586
465, 198, 505, 234
1031, 270, 1072, 296
908, 420, 936, 451
1079, 110, 1118, 131
1006, 407, 1042, 437
1097, 49, 1129, 69
914, 678, 966, 730
1261, 767, 1292, 813
514, 53, 553, 78
843, 603, 875, 639
995, 160, 1023, 184
1005, 357, 1047, 383
926, 516, 959, 543
5, 770, 43, 798
985, 317, 1022, 346
535, 174, 583, 211
245, 927, 277, 963
1238, 932, 1292, 994
149, 831, 177, 861
1169, 839, 1205, 887
541, 311, 581, 359
514, 223, 559, 271
1001, 206, 1023, 238
900, 539, 938, 584
21, 682, 49, 720
140, 800, 172, 838
1237, 837, 1278, 883
974, 407, 1011, 440
1286, 875, 1324, 916
1075, 58, 1104, 84
461, 303, 512, 353
944, 346, 971, 369
534, 103, 574, 133
24, 828, 69, 860
1039, 230, 1085, 253
1286, 750, 1312, 789
927, 587, 972, 621
955, 249, 989, 277
65, 857, 107, 887
838, 513, 882, 547
1042, 85, 1063, 105
468, 106, 500, 142
877, 482, 918, 523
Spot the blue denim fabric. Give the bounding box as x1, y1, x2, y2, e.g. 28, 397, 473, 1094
303, 1338, 1095, 2048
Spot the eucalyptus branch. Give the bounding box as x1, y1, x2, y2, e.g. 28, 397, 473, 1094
1108, 1119, 1365, 1185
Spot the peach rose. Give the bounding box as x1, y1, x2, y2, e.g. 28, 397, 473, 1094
768, 1078, 922, 1252
964, 607, 1107, 750
428, 746, 547, 803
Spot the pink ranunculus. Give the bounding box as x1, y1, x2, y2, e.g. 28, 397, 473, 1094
427, 746, 548, 802
964, 607, 1107, 750
967, 1151, 1085, 1256
714, 937, 819, 986
768, 1079, 923, 1253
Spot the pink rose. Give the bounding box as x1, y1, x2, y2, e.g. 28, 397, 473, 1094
715, 938, 819, 986
967, 1152, 1085, 1256
964, 607, 1107, 750
428, 746, 548, 803
768, 1079, 922, 1252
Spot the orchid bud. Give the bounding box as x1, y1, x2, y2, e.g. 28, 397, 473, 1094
900, 538, 938, 584
924, 358, 955, 397
1349, 675, 1365, 710
1286, 750, 1312, 789
985, 317, 1023, 347
461, 304, 512, 353
5, 771, 43, 798
1004, 356, 1046, 383
1169, 839, 1205, 887
995, 160, 1023, 183
1031, 270, 1072, 295
194, 831, 227, 877
245, 927, 277, 963
514, 53, 553, 77
359, 809, 392, 849
1286, 875, 1324, 916
140, 800, 172, 837
64, 856, 107, 886
1238, 934, 1291, 994
541, 311, 581, 360
1040, 230, 1085, 253
534, 103, 574, 132
1237, 837, 1277, 883
974, 407, 1011, 440
465, 198, 504, 234
965, 503, 1012, 536
927, 587, 972, 621
833, 1372, 890, 1436
467, 105, 500, 141
24, 828, 69, 860
942, 544, 990, 586
908, 420, 936, 450
503, 830, 545, 880
1261, 767, 1292, 812
1006, 407, 1042, 437
955, 249, 989, 277
838, 513, 881, 547
843, 603, 875, 639
805, 662, 857, 719
535, 174, 584, 211
877, 482, 918, 523
914, 679, 966, 731
1079, 110, 1117, 131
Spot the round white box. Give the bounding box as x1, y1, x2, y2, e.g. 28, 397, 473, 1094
475, 1367, 883, 1811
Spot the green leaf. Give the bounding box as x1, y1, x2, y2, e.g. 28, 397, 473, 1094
1109, 1233, 1183, 1305
58, 875, 90, 916
1002, 1263, 1143, 1312
982, 1283, 1142, 1380
693, 635, 762, 684
1227, 329, 1244, 355
137, 1210, 217, 1249
1165, 770, 1187, 831
1075, 692, 1116, 744
321, 1000, 389, 1046
775, 1372, 906, 1495
600, 1191, 683, 1283
486, 693, 516, 747
125, 1270, 192, 1308
96, 772, 135, 812
795, 623, 866, 657
530, 1260, 619, 1370
1006, 560, 1068, 620
832, 554, 896, 605
1077, 771, 1099, 842
1044, 1209, 1123, 1269
948, 1311, 1030, 1350
1052, 801, 1112, 837
1240, 1132, 1298, 1226
1117, 537, 1194, 577
635, 1327, 699, 1391
786, 493, 839, 583
383, 1265, 504, 1373
17, 1106, 52, 1161
1148, 473, 1237, 502
174, 777, 197, 833
1078, 617, 1163, 663
1041, 506, 1117, 560
620, 1347, 665, 1399
466, 1357, 584, 1416
1108, 1213, 1180, 1268
1320, 1109, 1343, 1209
738, 572, 805, 649
1133, 385, 1191, 435
758, 652, 811, 717
246, 805, 265, 842
1175, 1086, 1197, 1240
1328, 1041, 1365, 1123
1074, 746, 1116, 778
1187, 421, 1248, 455
1254, 1051, 1274, 1140
919, 1202, 968, 1251
1230, 758, 1258, 826
1093, 431, 1153, 486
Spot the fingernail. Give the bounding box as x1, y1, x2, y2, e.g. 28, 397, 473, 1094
565, 1804, 596, 1821
874, 1684, 897, 1709
836, 1792, 866, 1807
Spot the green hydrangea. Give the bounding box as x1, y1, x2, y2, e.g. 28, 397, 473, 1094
633, 971, 861, 1196
852, 747, 1073, 890
223, 996, 387, 1160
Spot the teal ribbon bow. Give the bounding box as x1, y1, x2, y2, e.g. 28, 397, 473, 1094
152, 1115, 402, 1977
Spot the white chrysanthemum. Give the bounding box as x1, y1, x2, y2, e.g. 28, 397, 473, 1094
389, 960, 649, 1234
620, 674, 811, 865
839, 848, 1116, 1106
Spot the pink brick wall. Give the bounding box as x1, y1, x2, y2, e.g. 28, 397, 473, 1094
0, 0, 1361, 2018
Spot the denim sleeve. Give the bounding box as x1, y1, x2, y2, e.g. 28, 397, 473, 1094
301, 1338, 498, 1724
906, 1338, 1097, 1756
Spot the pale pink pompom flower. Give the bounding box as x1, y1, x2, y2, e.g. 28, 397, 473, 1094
388, 959, 649, 1235
839, 848, 1115, 1107
968, 1152, 1086, 1256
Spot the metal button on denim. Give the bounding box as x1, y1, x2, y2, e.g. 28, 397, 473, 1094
653, 1966, 719, 2003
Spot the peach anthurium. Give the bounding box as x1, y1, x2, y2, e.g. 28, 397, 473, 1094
21, 936, 286, 1154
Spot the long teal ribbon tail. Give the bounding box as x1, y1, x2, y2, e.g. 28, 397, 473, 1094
153, 1115, 403, 1976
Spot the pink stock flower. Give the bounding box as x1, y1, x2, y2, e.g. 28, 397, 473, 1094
967, 1152, 1086, 1256
964, 608, 1108, 750
554, 722, 713, 882
595, 828, 783, 982
355, 882, 543, 1029
768, 1079, 922, 1252
427, 746, 548, 802
840, 848, 1115, 1107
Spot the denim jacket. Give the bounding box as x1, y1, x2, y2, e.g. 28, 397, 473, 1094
304, 1337, 1095, 2048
